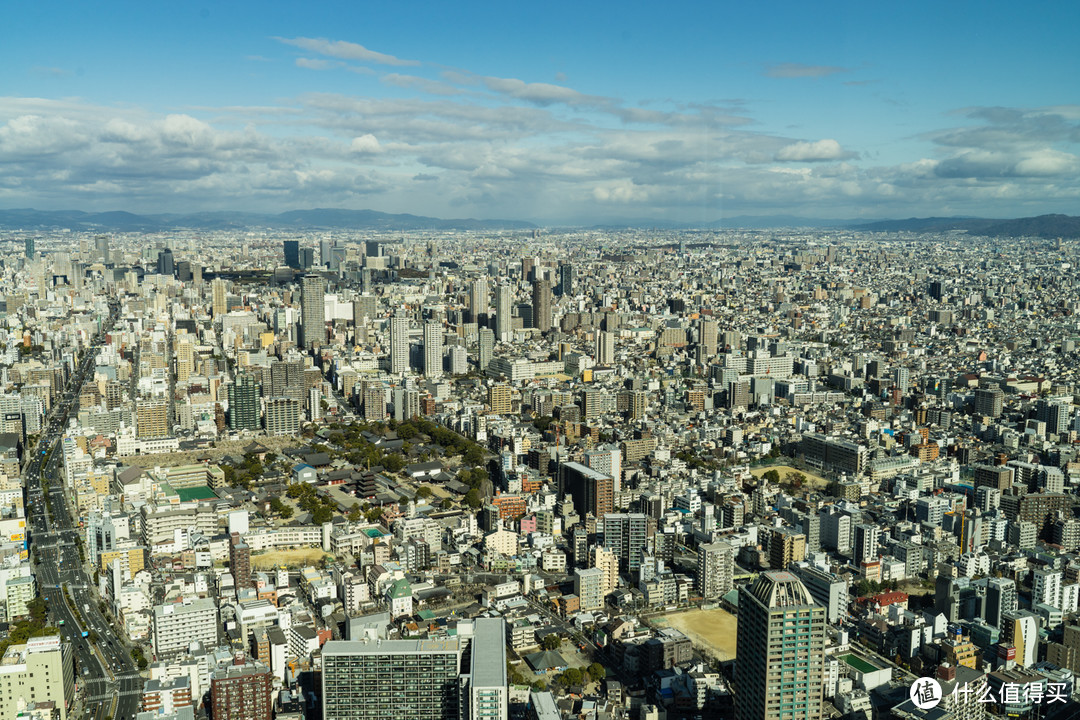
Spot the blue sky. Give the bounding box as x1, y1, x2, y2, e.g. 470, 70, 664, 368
2, 1, 1078, 224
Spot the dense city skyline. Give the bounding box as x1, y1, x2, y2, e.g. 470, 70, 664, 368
2, 2, 1078, 224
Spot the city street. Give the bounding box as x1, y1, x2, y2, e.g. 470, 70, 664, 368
25, 304, 141, 720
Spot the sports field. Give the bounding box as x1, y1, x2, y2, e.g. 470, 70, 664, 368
652, 608, 738, 661
174, 485, 218, 502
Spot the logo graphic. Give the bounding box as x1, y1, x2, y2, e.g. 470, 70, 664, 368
910, 678, 942, 710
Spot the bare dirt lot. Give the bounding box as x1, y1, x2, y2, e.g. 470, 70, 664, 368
122, 436, 298, 468
651, 608, 738, 661
750, 464, 831, 490
252, 548, 332, 569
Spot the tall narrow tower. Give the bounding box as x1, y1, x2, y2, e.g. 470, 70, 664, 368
300, 274, 325, 351
532, 278, 552, 333
424, 322, 443, 379
495, 284, 513, 342
211, 278, 227, 318
735, 571, 825, 720
470, 277, 488, 324
390, 317, 409, 374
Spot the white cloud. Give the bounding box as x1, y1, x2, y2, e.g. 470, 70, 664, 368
935, 148, 1079, 179
775, 139, 856, 162
350, 134, 381, 153
296, 58, 333, 70
0, 115, 87, 157
1, 79, 1078, 222
275, 37, 419, 67
592, 179, 648, 203
1014, 149, 1078, 176
481, 76, 609, 108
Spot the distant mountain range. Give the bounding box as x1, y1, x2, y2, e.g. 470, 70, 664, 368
1, 207, 1077, 237
0, 207, 537, 232
587, 215, 852, 230
848, 214, 1080, 238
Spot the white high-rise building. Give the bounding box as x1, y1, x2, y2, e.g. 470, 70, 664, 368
495, 284, 512, 342
390, 317, 409, 374
585, 446, 622, 492
153, 599, 218, 659
448, 345, 468, 375
424, 322, 443, 378
697, 541, 735, 600
478, 327, 495, 373
596, 331, 615, 365
1033, 568, 1063, 609
470, 277, 488, 323
574, 568, 605, 611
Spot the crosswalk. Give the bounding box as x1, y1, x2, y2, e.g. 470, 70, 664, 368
85, 690, 141, 702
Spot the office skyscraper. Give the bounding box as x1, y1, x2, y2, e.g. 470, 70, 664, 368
557, 262, 575, 297
228, 372, 261, 431
155, 250, 173, 278
390, 317, 409, 374
23, 237, 34, 259
424, 322, 443, 378
96, 235, 110, 264
301, 274, 325, 351
532, 279, 552, 332
156, 247, 175, 276
735, 571, 825, 720
495, 284, 512, 342
283, 240, 300, 269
